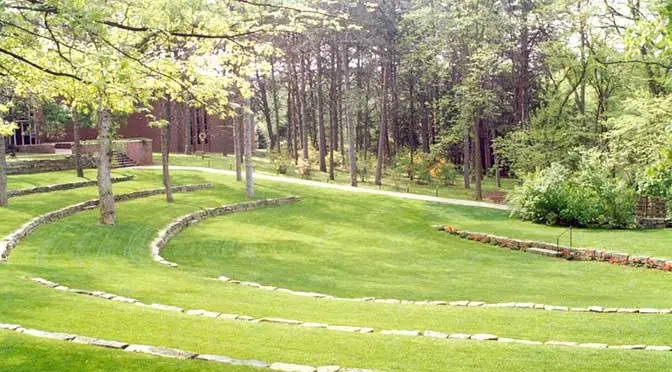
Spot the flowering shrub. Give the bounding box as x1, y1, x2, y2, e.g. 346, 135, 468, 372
296, 158, 313, 179
269, 152, 290, 174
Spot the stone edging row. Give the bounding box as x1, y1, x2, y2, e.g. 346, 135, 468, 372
0, 323, 378, 372
0, 184, 213, 262
31, 277, 672, 352
151, 196, 300, 267
8, 175, 135, 198
215, 275, 672, 315
434, 225, 672, 272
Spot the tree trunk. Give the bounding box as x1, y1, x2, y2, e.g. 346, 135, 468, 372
162, 99, 174, 203
329, 43, 337, 181
0, 137, 7, 207
343, 45, 357, 187
244, 99, 255, 198
72, 107, 84, 178
473, 118, 482, 201
97, 107, 115, 225
317, 51, 327, 173
233, 113, 242, 181
185, 108, 192, 154
287, 83, 293, 160
421, 91, 430, 153
299, 57, 309, 161
270, 59, 281, 153
375, 63, 388, 186
463, 122, 471, 189
256, 70, 275, 151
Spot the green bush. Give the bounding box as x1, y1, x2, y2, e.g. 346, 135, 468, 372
508, 154, 636, 228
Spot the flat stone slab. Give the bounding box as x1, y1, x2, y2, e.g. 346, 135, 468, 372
195, 354, 239, 364
545, 341, 578, 347
646, 345, 672, 351
327, 325, 364, 333
514, 339, 542, 345
317, 366, 341, 372
609, 345, 646, 350
256, 318, 303, 326
380, 330, 420, 336
19, 328, 76, 341
186, 309, 220, 318
423, 330, 448, 338
111, 296, 137, 304
578, 343, 608, 349
270, 362, 317, 372
72, 336, 129, 349
0, 323, 21, 330
301, 322, 328, 329
150, 304, 184, 312
125, 344, 196, 359
449, 333, 471, 339
471, 334, 498, 341
527, 247, 561, 257
217, 313, 240, 320
32, 278, 58, 287
449, 301, 469, 306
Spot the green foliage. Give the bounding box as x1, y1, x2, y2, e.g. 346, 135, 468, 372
508, 153, 636, 228
255, 127, 268, 149
296, 158, 313, 179
269, 152, 290, 174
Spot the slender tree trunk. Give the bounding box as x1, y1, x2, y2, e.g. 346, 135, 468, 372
185, 108, 192, 154
463, 123, 471, 189
0, 137, 7, 207
243, 99, 254, 198
256, 70, 275, 151
317, 51, 327, 172
287, 83, 293, 160
343, 45, 357, 187
162, 99, 174, 203
299, 57, 309, 161
375, 64, 388, 186
329, 44, 337, 180
421, 91, 430, 153
233, 113, 242, 181
473, 118, 482, 200
97, 106, 115, 225
71, 106, 84, 178
270, 59, 281, 153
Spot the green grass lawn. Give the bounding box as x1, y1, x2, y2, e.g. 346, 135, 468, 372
3, 169, 672, 371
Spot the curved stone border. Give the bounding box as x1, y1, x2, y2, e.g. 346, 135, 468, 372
8, 175, 135, 198
0, 184, 213, 262
214, 275, 672, 315
29, 278, 672, 353
435, 225, 672, 273
0, 323, 380, 372
150, 196, 300, 267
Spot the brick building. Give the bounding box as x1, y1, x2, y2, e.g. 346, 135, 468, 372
4, 102, 237, 155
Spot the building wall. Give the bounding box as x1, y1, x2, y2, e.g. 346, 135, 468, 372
33, 101, 237, 155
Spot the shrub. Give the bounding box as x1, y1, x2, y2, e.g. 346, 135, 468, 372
296, 158, 313, 179
269, 152, 290, 174
430, 159, 457, 185
508, 155, 636, 228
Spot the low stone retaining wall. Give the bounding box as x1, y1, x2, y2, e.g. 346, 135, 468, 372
16, 144, 57, 154
151, 196, 300, 267
29, 277, 672, 354
435, 225, 672, 272
6, 155, 97, 175
216, 276, 672, 315
0, 184, 213, 262
1, 318, 378, 372
8, 175, 135, 198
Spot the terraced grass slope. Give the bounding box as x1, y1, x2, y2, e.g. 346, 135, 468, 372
2, 169, 672, 371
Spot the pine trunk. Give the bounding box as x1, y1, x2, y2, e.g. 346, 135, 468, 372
233, 114, 242, 181
473, 118, 483, 200
0, 137, 7, 207
162, 99, 174, 203
244, 99, 255, 198
97, 107, 116, 225
72, 107, 84, 178
256, 70, 275, 151
343, 45, 357, 187
463, 123, 471, 189
317, 52, 327, 173
375, 64, 388, 186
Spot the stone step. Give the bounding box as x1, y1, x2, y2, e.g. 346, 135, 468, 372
527, 248, 561, 257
